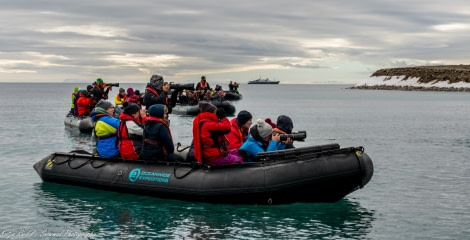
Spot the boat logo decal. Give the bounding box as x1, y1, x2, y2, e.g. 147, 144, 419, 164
128, 168, 171, 183
45, 159, 54, 169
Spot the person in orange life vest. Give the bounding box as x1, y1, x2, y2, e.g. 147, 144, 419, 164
140, 104, 174, 161
114, 87, 127, 106
272, 115, 295, 149
192, 101, 243, 166
91, 100, 120, 158
77, 90, 94, 116
225, 110, 253, 150
91, 78, 113, 107
196, 75, 212, 91
143, 75, 171, 112
117, 102, 146, 160
195, 75, 212, 100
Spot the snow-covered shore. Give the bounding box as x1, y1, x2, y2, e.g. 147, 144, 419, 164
351, 65, 470, 91
354, 76, 470, 90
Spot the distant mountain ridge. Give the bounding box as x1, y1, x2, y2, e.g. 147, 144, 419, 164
351, 65, 470, 91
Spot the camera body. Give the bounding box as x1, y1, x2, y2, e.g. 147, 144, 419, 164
279, 130, 307, 141
107, 83, 119, 87
170, 82, 195, 92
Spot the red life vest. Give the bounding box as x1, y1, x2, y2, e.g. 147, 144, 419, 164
117, 114, 144, 160
145, 86, 169, 105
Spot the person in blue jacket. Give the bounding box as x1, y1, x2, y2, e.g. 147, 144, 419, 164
239, 118, 292, 162
91, 100, 120, 158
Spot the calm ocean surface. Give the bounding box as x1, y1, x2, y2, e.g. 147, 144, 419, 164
0, 82, 469, 239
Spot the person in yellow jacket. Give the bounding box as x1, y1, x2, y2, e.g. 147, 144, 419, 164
114, 87, 127, 106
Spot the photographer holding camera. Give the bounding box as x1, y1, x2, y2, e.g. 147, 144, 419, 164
239, 119, 292, 162
272, 115, 296, 149
91, 78, 117, 107
143, 75, 172, 113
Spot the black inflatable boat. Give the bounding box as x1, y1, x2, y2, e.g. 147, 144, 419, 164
33, 143, 373, 205
171, 100, 236, 116
63, 114, 93, 133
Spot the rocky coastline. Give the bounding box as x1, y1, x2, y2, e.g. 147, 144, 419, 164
350, 65, 470, 91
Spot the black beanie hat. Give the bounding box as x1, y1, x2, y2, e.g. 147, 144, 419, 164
236, 110, 252, 126
199, 101, 217, 113
123, 102, 140, 115
276, 115, 293, 134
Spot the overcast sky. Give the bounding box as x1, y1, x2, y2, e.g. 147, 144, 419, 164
1, 1, 469, 84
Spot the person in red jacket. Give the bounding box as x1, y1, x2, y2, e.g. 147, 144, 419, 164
225, 110, 253, 150
117, 102, 146, 160
192, 101, 243, 166
76, 90, 94, 116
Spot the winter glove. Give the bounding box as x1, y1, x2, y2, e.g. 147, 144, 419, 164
216, 107, 226, 119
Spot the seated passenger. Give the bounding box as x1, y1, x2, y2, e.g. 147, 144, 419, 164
91, 100, 120, 158
192, 101, 243, 166
118, 102, 146, 160
127, 89, 143, 108
211, 85, 226, 101
264, 118, 277, 128
140, 104, 175, 161
114, 87, 127, 106
239, 119, 292, 161
76, 90, 94, 116
225, 110, 253, 150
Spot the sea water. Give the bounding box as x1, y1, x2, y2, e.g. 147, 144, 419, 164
0, 82, 469, 239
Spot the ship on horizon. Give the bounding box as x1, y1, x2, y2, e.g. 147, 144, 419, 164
247, 77, 280, 84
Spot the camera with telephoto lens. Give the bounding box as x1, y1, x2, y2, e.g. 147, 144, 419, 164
169, 82, 195, 91
106, 83, 119, 87
279, 130, 307, 141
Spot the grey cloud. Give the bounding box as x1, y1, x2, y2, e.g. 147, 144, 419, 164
1, 0, 469, 83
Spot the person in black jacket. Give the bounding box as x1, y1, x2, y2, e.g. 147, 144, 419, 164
142, 75, 172, 113
140, 104, 174, 161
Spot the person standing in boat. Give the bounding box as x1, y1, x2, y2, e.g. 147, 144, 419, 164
232, 82, 239, 94
69, 86, 80, 116
239, 119, 292, 162
195, 75, 212, 100
92, 78, 113, 107
114, 87, 127, 107
225, 110, 253, 150
91, 100, 120, 158
117, 102, 146, 160
143, 75, 172, 112
140, 104, 175, 161
192, 101, 243, 166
